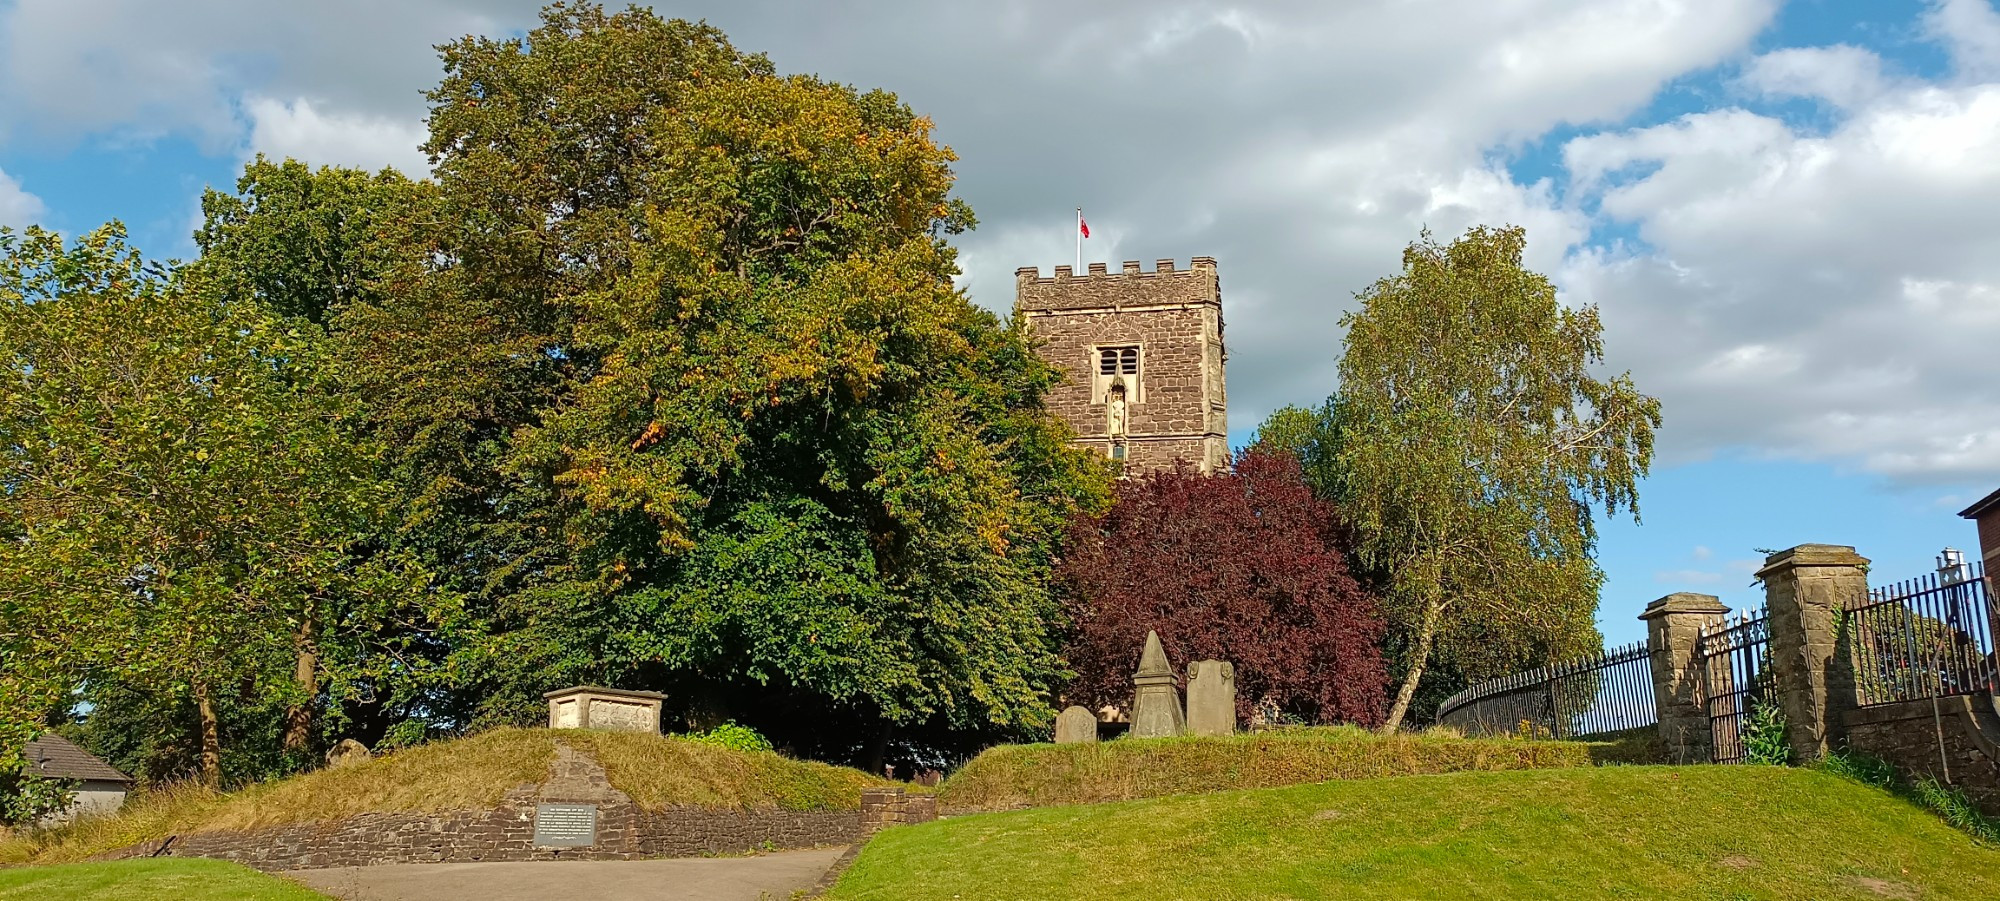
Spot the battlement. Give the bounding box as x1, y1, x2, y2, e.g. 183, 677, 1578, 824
1014, 256, 1217, 283
1014, 257, 1220, 314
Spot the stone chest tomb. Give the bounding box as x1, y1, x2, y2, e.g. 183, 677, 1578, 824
1014, 258, 1228, 474
544, 686, 666, 733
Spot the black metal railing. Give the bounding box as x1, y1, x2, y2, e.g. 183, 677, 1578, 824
1695, 610, 1771, 765
1435, 640, 1657, 739
1846, 561, 1995, 707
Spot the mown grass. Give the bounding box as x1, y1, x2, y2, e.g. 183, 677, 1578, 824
836, 765, 2000, 901
0, 858, 329, 900
1, 726, 896, 866
937, 726, 1651, 812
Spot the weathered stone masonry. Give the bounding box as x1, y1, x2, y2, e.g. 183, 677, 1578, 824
98, 744, 893, 873
1015, 258, 1227, 474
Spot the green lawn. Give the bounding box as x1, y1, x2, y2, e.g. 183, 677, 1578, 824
0, 858, 329, 900
834, 765, 2000, 900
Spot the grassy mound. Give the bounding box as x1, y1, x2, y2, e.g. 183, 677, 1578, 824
937, 726, 1650, 811
1, 727, 894, 866
0, 858, 329, 900
838, 765, 2000, 900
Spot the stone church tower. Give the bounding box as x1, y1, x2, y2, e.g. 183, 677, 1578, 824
1014, 257, 1228, 474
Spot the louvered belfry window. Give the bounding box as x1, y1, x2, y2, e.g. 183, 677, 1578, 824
1098, 346, 1139, 375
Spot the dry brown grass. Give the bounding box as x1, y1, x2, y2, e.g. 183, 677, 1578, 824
558, 730, 898, 811
1, 727, 896, 867
936, 725, 1644, 812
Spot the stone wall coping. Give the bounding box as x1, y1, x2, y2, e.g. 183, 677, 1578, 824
1638, 592, 1728, 621
1754, 544, 1869, 578
1842, 694, 2000, 761
542, 685, 667, 701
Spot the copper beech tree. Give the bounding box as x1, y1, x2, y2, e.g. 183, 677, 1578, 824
1057, 451, 1389, 727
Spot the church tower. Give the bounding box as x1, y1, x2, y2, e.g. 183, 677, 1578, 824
1014, 257, 1228, 473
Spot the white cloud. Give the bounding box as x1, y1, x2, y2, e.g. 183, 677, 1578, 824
240, 96, 430, 175
10, 0, 2000, 485
1654, 568, 1724, 585
1559, 65, 2000, 482
1739, 45, 1888, 109
1929, 0, 2000, 81
0, 167, 43, 228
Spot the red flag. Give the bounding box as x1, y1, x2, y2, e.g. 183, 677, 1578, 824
1079, 216, 1091, 239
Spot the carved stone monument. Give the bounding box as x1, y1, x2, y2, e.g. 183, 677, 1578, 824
1054, 705, 1099, 744
1129, 631, 1185, 739
1186, 660, 1237, 737
544, 686, 666, 733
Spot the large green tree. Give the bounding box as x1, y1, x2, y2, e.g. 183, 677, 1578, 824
1332, 226, 1660, 733
317, 3, 1108, 760
0, 225, 428, 787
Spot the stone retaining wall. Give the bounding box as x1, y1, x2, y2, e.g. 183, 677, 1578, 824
98, 744, 864, 873
1843, 694, 2000, 816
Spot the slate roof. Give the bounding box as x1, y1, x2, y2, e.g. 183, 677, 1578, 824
23, 733, 133, 783
1961, 487, 2000, 520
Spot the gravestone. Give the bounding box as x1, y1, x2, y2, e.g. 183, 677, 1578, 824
1054, 705, 1099, 744
533, 802, 599, 848
543, 686, 666, 733
1129, 631, 1185, 739
1186, 660, 1237, 737
325, 738, 371, 769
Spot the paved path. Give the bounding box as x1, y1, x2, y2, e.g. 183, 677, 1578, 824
285, 847, 847, 901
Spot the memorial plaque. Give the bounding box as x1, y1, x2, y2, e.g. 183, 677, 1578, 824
533, 803, 598, 847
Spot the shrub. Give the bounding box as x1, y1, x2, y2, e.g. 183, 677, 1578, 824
1057, 451, 1388, 727
677, 723, 774, 754
1740, 699, 1791, 766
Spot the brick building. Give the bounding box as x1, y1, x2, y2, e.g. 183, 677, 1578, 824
1961, 486, 2000, 583
1014, 258, 1227, 474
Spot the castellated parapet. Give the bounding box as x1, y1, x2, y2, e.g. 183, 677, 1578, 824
1014, 257, 1227, 474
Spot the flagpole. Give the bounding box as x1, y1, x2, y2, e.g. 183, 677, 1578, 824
1075, 208, 1081, 272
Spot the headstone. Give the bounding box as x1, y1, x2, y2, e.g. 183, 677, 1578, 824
1054, 705, 1099, 744
325, 738, 371, 768
533, 802, 599, 847
1186, 660, 1237, 737
1128, 631, 1185, 739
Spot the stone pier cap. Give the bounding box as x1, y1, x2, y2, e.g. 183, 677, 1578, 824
1753, 544, 1869, 579
1639, 592, 1729, 621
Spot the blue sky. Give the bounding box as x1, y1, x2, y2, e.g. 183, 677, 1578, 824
1, 0, 1996, 649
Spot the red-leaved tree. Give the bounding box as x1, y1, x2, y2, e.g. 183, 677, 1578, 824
1058, 450, 1388, 726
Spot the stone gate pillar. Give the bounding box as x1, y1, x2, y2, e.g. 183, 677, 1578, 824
1641, 592, 1729, 764
1758, 544, 1869, 762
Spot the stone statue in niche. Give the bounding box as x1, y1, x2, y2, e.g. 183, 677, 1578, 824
1106, 380, 1128, 437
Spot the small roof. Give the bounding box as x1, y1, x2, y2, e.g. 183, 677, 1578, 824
542, 685, 667, 700
1960, 487, 2000, 520
24, 733, 133, 783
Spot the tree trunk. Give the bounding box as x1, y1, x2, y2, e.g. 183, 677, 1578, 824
282, 617, 318, 754
864, 719, 893, 778
1380, 597, 1445, 734
194, 681, 223, 790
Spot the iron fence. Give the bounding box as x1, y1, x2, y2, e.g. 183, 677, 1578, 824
1434, 640, 1656, 739
1846, 561, 1995, 707
1695, 610, 1771, 765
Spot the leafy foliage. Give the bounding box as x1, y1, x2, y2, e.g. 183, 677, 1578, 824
677, 722, 775, 754
0, 768, 73, 827
1057, 450, 1387, 726
1739, 699, 1792, 767
1331, 226, 1660, 731
0, 225, 431, 787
